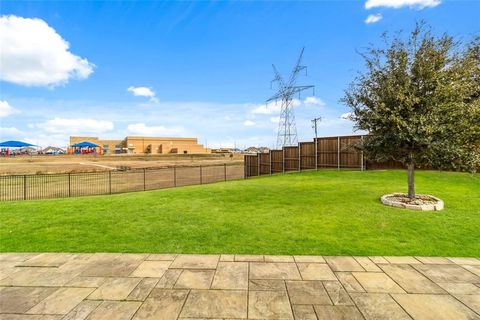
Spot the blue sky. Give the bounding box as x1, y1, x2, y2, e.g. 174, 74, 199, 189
1, 0, 479, 148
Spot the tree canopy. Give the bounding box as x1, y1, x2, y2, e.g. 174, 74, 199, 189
343, 23, 479, 198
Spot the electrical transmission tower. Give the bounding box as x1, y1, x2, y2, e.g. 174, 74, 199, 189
267, 47, 315, 148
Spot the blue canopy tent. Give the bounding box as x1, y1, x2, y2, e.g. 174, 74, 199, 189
0, 140, 37, 156
70, 141, 100, 154
0, 140, 35, 147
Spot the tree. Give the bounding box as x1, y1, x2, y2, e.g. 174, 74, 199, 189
342, 23, 480, 199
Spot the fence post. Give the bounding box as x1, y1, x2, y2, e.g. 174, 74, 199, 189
298, 144, 301, 171
108, 171, 112, 194
360, 135, 364, 171
200, 165, 203, 184
68, 173, 71, 197
337, 136, 341, 171
174, 167, 177, 187
256, 153, 259, 176
315, 138, 318, 170
269, 151, 272, 175
282, 148, 285, 173
143, 168, 146, 190
23, 175, 27, 200
244, 157, 247, 179
224, 163, 227, 181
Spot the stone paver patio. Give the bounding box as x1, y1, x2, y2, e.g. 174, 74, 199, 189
0, 253, 479, 319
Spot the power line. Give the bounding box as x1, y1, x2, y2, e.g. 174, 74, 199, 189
311, 117, 322, 139
267, 47, 315, 148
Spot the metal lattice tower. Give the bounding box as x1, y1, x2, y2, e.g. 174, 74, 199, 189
267, 48, 315, 148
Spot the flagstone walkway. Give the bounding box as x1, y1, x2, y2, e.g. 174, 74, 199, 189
0, 253, 479, 319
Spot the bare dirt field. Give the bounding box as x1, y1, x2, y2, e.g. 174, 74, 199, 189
0, 153, 244, 175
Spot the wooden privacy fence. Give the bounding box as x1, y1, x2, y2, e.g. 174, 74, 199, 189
245, 135, 382, 177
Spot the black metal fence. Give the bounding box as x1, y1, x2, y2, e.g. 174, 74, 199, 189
0, 164, 245, 201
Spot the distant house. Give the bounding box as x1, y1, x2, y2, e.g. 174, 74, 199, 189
211, 148, 243, 154
245, 146, 270, 154
19, 147, 38, 154
43, 146, 66, 155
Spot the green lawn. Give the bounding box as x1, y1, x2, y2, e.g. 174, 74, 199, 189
1, 170, 479, 256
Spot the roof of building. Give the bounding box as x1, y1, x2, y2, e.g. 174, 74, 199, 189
125, 136, 198, 141
71, 141, 99, 148
43, 146, 66, 153
246, 146, 271, 153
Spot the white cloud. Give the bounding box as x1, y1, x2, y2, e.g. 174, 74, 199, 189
365, 0, 440, 9
340, 112, 353, 120
24, 134, 68, 148
210, 141, 236, 148
251, 101, 282, 115
127, 86, 155, 97
0, 100, 18, 118
0, 126, 23, 137
365, 13, 383, 24
0, 15, 94, 87
251, 99, 302, 115
243, 120, 256, 127
127, 86, 158, 103
303, 96, 325, 107
270, 116, 280, 123
37, 117, 113, 134
126, 123, 185, 136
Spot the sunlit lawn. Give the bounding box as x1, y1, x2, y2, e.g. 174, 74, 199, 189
1, 170, 479, 256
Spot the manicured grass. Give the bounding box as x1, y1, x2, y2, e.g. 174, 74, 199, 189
1, 170, 479, 256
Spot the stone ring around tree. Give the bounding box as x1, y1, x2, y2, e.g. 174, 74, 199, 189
381, 193, 444, 211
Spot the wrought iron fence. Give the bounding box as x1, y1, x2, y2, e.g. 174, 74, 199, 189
0, 164, 245, 201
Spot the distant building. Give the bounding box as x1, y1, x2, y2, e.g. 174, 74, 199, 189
18, 146, 38, 154
210, 148, 240, 154
42, 146, 66, 155
69, 136, 209, 155
245, 146, 270, 154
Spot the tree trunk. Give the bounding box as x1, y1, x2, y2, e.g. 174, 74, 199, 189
407, 157, 415, 199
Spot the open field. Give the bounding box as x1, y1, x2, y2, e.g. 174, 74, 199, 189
0, 153, 244, 175
1, 170, 479, 256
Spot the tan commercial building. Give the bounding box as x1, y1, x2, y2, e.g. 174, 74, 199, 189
69, 136, 209, 155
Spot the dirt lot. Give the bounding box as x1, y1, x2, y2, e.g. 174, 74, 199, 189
0, 153, 244, 175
